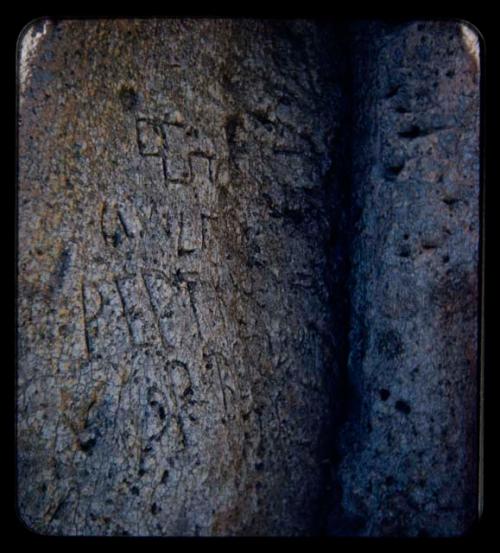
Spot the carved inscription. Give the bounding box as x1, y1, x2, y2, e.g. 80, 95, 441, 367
163, 123, 191, 182
101, 201, 143, 249
81, 279, 130, 357
136, 119, 163, 156
135, 110, 216, 257
176, 197, 202, 255
142, 270, 176, 350
81, 270, 200, 359
70, 110, 228, 455
169, 359, 193, 407
115, 274, 159, 346
189, 153, 215, 216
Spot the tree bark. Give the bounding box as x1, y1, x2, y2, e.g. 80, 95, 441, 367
328, 21, 481, 537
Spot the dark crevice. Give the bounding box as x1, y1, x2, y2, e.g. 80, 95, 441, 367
320, 22, 391, 537
316, 23, 359, 536
398, 124, 448, 139
395, 400, 412, 415
385, 84, 401, 98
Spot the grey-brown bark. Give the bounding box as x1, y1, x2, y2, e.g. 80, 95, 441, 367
17, 18, 480, 537
328, 21, 480, 537
17, 18, 345, 536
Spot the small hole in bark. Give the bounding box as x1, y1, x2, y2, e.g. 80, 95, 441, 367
395, 400, 411, 414
395, 105, 409, 113
225, 114, 243, 145
385, 84, 401, 98
386, 163, 404, 178
112, 231, 122, 248
79, 436, 96, 452
119, 86, 138, 111
398, 245, 411, 258
398, 125, 422, 139
379, 389, 390, 401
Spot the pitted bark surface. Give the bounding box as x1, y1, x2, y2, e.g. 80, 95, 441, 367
328, 21, 480, 537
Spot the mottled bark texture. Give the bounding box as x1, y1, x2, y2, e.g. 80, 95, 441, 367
17, 19, 480, 536
328, 22, 481, 537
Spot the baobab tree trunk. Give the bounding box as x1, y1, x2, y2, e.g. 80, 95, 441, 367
17, 18, 480, 537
